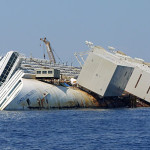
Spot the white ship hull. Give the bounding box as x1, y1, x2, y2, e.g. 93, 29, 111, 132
4, 78, 99, 110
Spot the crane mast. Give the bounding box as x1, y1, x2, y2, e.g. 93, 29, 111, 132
40, 37, 56, 64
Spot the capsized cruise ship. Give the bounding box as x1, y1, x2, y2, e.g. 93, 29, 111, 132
1, 39, 150, 110
0, 38, 102, 110
0, 50, 101, 110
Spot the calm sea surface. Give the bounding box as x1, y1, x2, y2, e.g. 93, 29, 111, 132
0, 108, 150, 150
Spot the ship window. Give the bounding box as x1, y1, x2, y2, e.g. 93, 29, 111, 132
0, 52, 18, 86
147, 86, 150, 94
135, 74, 142, 88
42, 71, 47, 74
8, 80, 21, 97
37, 71, 41, 74
124, 72, 127, 77
48, 71, 52, 74
0, 98, 7, 107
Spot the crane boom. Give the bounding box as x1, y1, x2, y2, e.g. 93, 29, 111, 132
74, 52, 83, 67
40, 37, 56, 64
74, 50, 90, 67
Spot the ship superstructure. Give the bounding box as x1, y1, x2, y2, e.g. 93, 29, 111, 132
20, 56, 81, 79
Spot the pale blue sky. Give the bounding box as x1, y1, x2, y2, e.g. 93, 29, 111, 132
0, 0, 150, 66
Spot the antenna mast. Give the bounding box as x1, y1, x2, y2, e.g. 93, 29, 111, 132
40, 37, 56, 64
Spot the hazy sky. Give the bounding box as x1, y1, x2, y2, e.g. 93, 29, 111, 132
0, 0, 150, 66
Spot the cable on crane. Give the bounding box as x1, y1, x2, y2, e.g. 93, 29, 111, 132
40, 41, 46, 59
52, 48, 63, 64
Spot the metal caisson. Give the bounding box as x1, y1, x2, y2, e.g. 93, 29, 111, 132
77, 46, 134, 97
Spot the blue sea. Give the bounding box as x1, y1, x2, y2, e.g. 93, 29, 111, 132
0, 108, 150, 150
